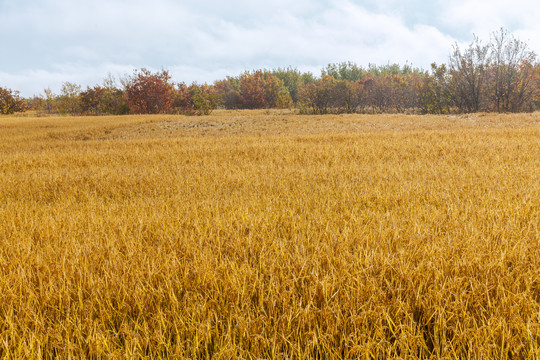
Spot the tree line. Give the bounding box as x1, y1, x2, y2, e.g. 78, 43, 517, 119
1, 29, 539, 116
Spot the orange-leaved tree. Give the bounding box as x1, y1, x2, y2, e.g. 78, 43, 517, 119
213, 78, 241, 109
239, 71, 268, 109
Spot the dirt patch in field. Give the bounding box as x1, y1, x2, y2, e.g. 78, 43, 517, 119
104, 110, 540, 140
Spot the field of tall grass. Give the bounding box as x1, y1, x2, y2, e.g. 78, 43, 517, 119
0, 110, 539, 358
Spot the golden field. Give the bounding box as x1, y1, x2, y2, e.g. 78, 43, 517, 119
0, 110, 539, 359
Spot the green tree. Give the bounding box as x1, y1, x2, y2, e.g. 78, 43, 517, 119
57, 82, 82, 115
322, 62, 365, 81
263, 73, 292, 109
419, 63, 451, 114
189, 83, 221, 115
271, 67, 303, 103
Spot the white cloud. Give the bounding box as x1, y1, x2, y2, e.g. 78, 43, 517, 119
440, 0, 540, 39
0, 64, 134, 96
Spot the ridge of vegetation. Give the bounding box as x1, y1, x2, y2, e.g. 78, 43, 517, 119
1, 29, 539, 116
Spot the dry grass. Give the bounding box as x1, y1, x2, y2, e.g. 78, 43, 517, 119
0, 110, 539, 359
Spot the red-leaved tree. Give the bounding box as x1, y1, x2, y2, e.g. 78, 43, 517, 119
124, 69, 173, 114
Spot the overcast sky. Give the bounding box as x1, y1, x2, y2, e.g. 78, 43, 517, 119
1, 0, 539, 96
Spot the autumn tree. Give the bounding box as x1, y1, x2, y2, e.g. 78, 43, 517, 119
41, 88, 57, 114
326, 80, 366, 113
489, 28, 537, 112
25, 96, 44, 113
534, 63, 540, 110
297, 76, 339, 114
79, 84, 128, 115
400, 73, 424, 111
448, 36, 490, 112
0, 87, 26, 114
237, 71, 292, 109
298, 77, 391, 114
238, 71, 268, 109
172, 82, 192, 113
124, 69, 173, 114
80, 86, 104, 115
376, 74, 422, 112
312, 62, 426, 114
369, 75, 407, 112
213, 77, 241, 109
